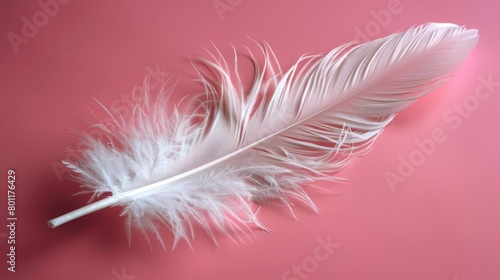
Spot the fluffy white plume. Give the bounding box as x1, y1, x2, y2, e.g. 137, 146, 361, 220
48, 23, 478, 248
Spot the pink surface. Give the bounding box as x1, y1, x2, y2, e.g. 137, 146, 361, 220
1, 0, 499, 279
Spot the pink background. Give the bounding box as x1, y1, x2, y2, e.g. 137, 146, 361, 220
1, 0, 500, 279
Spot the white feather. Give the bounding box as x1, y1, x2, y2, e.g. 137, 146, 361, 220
48, 23, 478, 248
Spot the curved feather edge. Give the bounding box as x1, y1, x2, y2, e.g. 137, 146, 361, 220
48, 23, 478, 249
